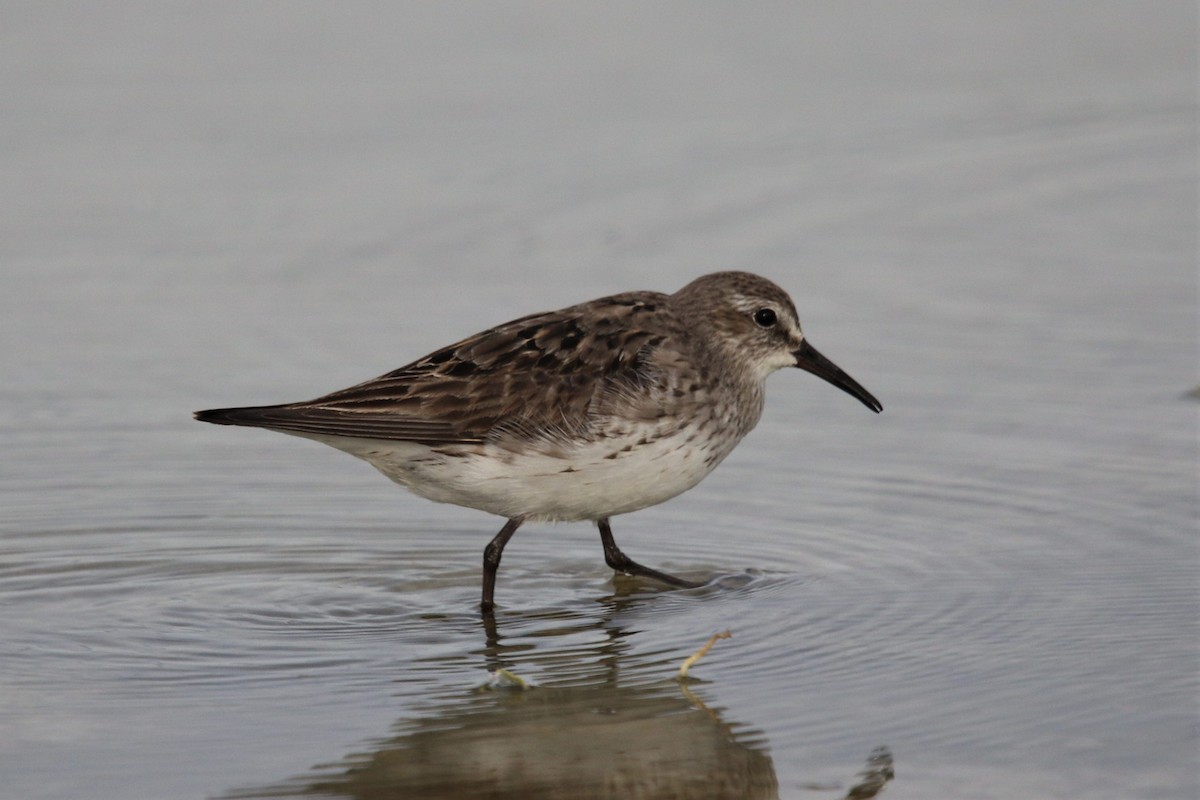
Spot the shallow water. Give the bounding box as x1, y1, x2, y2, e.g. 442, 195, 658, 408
2, 3, 1196, 799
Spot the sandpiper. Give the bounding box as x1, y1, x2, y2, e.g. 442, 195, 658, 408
195, 271, 881, 611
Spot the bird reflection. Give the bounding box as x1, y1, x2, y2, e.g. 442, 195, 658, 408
222, 595, 891, 800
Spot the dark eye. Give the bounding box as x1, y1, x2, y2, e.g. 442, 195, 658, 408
753, 308, 777, 328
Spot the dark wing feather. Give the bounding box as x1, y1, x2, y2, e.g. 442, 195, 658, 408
195, 291, 676, 446
192, 405, 461, 443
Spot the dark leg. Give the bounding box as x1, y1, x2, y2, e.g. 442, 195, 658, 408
481, 517, 523, 613
597, 518, 702, 589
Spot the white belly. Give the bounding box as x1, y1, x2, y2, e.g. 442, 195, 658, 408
300, 426, 740, 522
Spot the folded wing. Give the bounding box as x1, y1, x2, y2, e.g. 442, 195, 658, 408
194, 292, 675, 447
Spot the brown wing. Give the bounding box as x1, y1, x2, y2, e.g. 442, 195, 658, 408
194, 291, 676, 446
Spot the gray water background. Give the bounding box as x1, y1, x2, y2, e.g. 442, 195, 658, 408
1, 3, 1196, 798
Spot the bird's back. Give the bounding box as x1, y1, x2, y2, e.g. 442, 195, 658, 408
195, 290, 693, 449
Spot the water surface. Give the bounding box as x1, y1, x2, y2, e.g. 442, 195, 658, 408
1, 3, 1195, 799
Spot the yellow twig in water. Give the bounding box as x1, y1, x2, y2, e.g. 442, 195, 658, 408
678, 630, 732, 680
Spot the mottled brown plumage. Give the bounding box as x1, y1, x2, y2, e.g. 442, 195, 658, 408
196, 271, 881, 612
199, 291, 682, 446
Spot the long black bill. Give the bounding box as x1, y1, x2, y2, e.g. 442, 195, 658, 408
793, 340, 883, 413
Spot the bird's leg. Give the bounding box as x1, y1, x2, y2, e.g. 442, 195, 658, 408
597, 518, 702, 589
481, 517, 524, 613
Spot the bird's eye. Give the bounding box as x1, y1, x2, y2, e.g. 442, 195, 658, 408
753, 308, 777, 328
